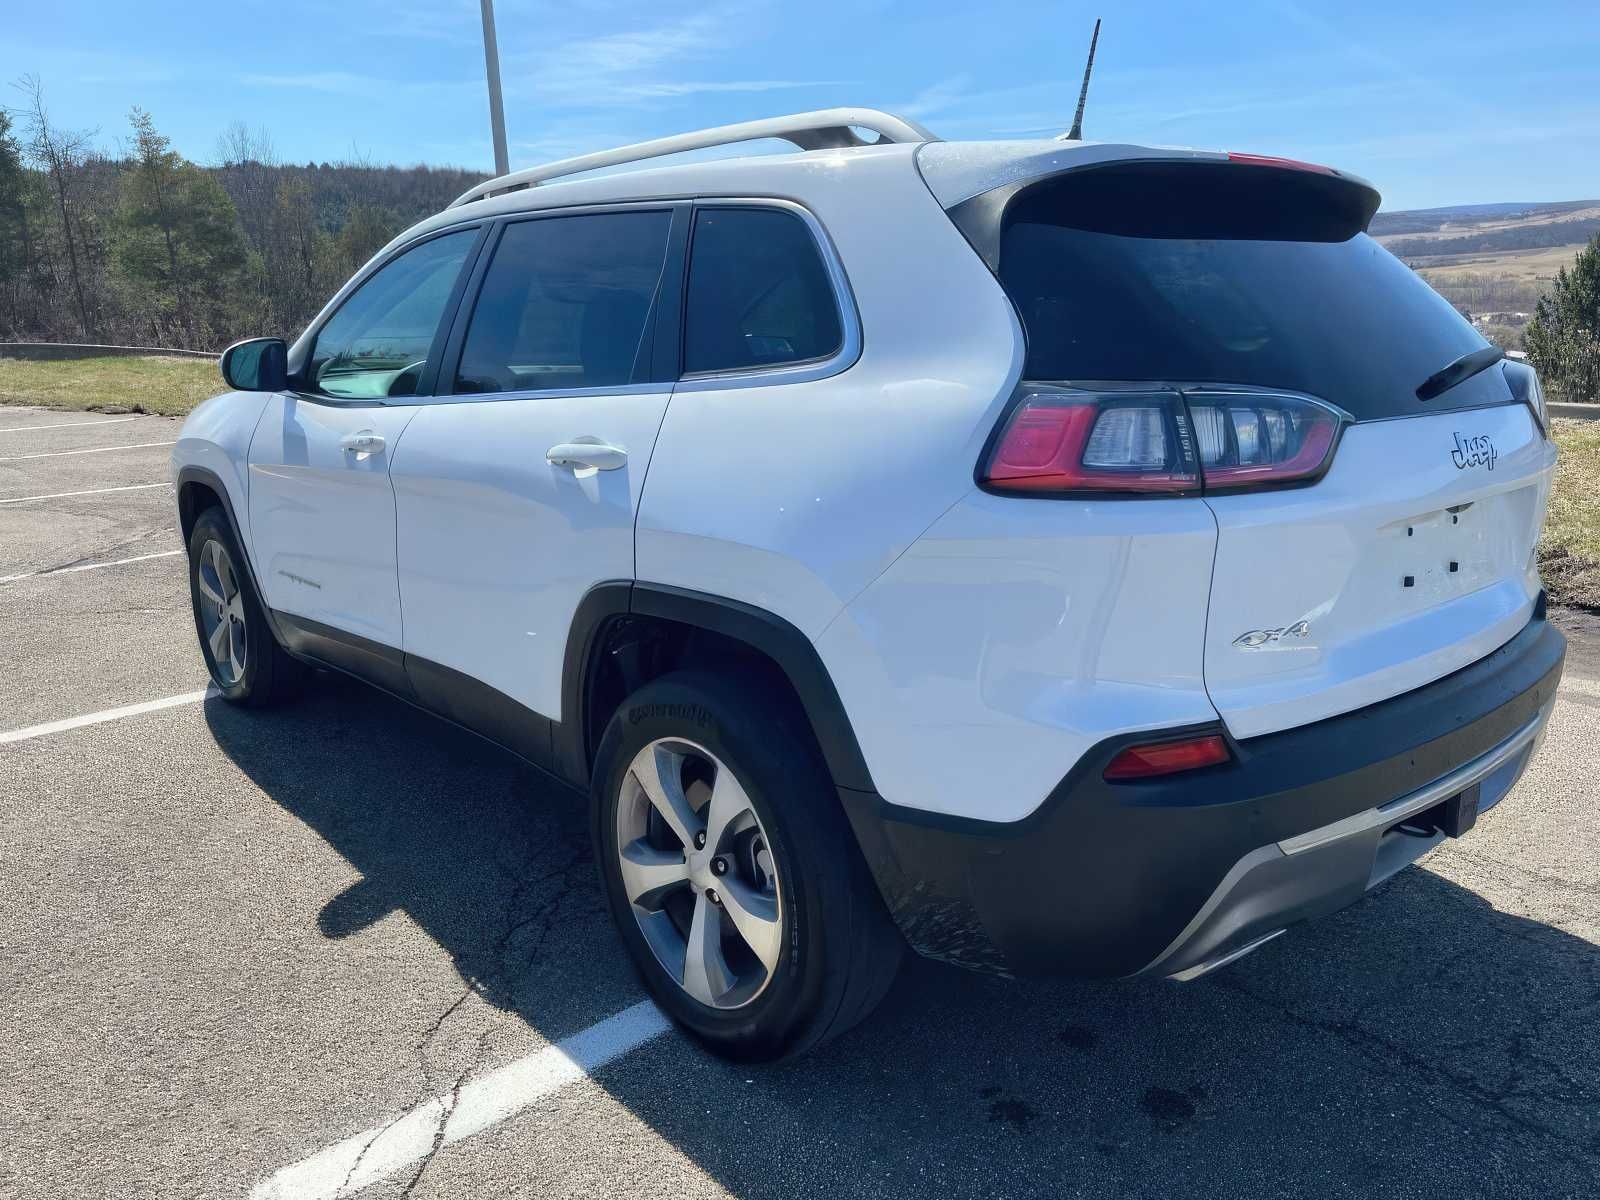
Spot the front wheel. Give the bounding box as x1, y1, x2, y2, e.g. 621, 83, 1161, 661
186, 506, 302, 706
592, 671, 903, 1060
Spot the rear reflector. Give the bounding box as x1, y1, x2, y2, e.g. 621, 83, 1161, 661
1225, 152, 1337, 176
1103, 734, 1231, 781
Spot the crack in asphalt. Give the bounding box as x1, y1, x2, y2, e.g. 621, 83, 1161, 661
1434, 843, 1600, 901
334, 804, 596, 1199
5, 525, 176, 580
1215, 906, 1600, 1172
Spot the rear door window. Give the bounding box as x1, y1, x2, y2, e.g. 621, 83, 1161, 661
453, 210, 672, 394
683, 208, 842, 375
998, 164, 1499, 419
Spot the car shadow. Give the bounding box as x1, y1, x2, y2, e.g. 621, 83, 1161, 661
206, 673, 1600, 1199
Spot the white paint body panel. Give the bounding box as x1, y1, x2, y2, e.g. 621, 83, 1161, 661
388, 391, 671, 719
816, 491, 1221, 821
246, 395, 420, 647
170, 389, 273, 547
635, 150, 1023, 640
1201, 404, 1552, 739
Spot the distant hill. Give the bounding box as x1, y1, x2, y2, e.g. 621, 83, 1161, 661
1368, 198, 1597, 351
1371, 198, 1600, 246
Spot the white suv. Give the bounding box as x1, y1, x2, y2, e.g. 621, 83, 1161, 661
173, 108, 1566, 1059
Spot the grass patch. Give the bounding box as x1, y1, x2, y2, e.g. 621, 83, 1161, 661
1543, 418, 1600, 611
0, 355, 226, 417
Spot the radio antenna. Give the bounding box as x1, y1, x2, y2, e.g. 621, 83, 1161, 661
1065, 18, 1101, 141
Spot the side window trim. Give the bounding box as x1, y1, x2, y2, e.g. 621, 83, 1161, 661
674, 197, 862, 390
433, 201, 690, 405
290, 222, 489, 407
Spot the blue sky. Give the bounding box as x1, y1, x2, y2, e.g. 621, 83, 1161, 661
10, 0, 1600, 210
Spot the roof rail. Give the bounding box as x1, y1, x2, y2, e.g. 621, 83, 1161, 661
448, 108, 939, 208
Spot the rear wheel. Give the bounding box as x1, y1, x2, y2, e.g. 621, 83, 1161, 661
592, 671, 903, 1060
186, 506, 302, 706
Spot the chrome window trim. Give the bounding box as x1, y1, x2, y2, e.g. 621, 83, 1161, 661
400, 381, 676, 408
674, 196, 862, 393
424, 201, 682, 407
290, 221, 487, 400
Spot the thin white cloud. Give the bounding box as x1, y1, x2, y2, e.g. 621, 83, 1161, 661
898, 75, 975, 120
240, 72, 474, 97
617, 80, 846, 98
500, 3, 812, 109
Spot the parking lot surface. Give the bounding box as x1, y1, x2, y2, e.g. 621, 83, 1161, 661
2, 403, 1597, 1199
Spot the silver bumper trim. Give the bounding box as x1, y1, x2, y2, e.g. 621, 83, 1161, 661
1276, 709, 1547, 856
1145, 703, 1551, 981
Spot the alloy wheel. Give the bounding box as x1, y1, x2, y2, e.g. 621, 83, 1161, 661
615, 738, 784, 1009
196, 538, 248, 686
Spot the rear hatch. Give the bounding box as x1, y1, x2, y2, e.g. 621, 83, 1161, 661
961, 155, 1553, 739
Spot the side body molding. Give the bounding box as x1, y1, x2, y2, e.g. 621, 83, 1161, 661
162, 499, 874, 803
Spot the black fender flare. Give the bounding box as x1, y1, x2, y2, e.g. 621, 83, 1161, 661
557, 581, 877, 795
174, 465, 290, 648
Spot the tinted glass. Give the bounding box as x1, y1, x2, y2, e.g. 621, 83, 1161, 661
683, 208, 842, 375
310, 230, 475, 399
999, 169, 1496, 419
454, 211, 671, 394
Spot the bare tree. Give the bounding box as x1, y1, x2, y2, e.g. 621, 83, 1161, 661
215, 120, 278, 254
14, 74, 95, 338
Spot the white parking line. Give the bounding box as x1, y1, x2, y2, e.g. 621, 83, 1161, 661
0, 688, 212, 745
0, 439, 176, 462
0, 548, 183, 585
0, 482, 168, 505
251, 999, 672, 1200
0, 416, 140, 433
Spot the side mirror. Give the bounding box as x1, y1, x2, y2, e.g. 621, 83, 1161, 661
220, 337, 289, 392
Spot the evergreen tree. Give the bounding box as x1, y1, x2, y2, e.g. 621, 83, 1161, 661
114, 107, 246, 348
1526, 235, 1600, 403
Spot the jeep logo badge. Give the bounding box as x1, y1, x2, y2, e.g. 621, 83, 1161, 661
1451, 432, 1496, 471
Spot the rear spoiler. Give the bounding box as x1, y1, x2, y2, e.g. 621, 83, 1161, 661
923, 146, 1382, 273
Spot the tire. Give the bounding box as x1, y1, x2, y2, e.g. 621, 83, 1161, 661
186, 506, 303, 706
592, 670, 904, 1061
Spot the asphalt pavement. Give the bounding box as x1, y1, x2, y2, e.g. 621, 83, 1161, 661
1, 403, 1596, 1199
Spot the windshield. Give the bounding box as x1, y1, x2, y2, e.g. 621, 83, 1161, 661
998, 166, 1505, 419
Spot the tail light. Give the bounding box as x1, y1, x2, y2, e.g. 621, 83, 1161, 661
1103, 733, 1231, 780
981, 386, 1346, 497
982, 388, 1198, 495
1184, 390, 1345, 491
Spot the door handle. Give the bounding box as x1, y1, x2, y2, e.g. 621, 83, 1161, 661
340, 431, 385, 456
547, 441, 628, 471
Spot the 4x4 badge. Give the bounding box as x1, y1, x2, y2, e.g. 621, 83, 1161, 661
1233, 620, 1311, 649
1451, 432, 1496, 471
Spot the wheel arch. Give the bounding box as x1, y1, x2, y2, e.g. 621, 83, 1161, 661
174, 465, 287, 647
559, 582, 877, 795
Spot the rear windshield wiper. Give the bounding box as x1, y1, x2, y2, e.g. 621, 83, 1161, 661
1416, 346, 1504, 401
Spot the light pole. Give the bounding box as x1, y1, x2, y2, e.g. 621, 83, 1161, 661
479, 0, 510, 176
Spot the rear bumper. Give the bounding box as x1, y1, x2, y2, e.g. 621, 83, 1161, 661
839, 606, 1566, 978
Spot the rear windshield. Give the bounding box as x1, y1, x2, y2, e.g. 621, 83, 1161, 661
998, 165, 1501, 419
